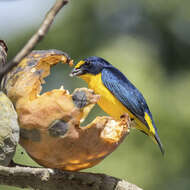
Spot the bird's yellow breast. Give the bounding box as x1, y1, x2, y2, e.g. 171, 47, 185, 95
79, 73, 133, 120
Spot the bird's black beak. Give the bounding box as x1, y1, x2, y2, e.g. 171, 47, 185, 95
70, 68, 84, 77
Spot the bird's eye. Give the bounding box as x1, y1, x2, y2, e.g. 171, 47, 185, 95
85, 61, 91, 66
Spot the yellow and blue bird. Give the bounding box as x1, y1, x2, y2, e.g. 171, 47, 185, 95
70, 56, 164, 154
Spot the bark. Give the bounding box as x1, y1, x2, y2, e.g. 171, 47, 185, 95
0, 166, 142, 190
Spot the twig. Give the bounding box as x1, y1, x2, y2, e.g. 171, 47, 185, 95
0, 165, 143, 190
0, 0, 68, 82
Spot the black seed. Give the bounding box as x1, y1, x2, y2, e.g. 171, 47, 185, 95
72, 91, 87, 108
49, 120, 68, 137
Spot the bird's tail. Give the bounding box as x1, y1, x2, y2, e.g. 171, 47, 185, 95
144, 112, 165, 155
151, 132, 165, 155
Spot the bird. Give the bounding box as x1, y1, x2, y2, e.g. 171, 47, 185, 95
70, 56, 164, 154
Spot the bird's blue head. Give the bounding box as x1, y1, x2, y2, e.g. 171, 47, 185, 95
70, 56, 111, 77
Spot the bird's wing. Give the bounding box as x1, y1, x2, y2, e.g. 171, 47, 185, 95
102, 67, 150, 126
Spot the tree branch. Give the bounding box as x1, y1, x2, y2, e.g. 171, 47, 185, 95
0, 0, 69, 82
0, 166, 142, 190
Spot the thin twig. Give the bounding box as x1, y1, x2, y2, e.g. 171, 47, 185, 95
0, 0, 68, 82
0, 165, 143, 190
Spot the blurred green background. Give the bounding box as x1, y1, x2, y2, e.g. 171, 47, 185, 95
1, 0, 190, 189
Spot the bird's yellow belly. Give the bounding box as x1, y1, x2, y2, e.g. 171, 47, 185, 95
94, 85, 131, 120
86, 73, 133, 120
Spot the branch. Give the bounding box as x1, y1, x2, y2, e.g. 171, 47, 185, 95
0, 166, 142, 190
0, 0, 68, 82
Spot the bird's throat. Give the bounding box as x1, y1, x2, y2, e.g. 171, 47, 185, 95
79, 73, 94, 83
